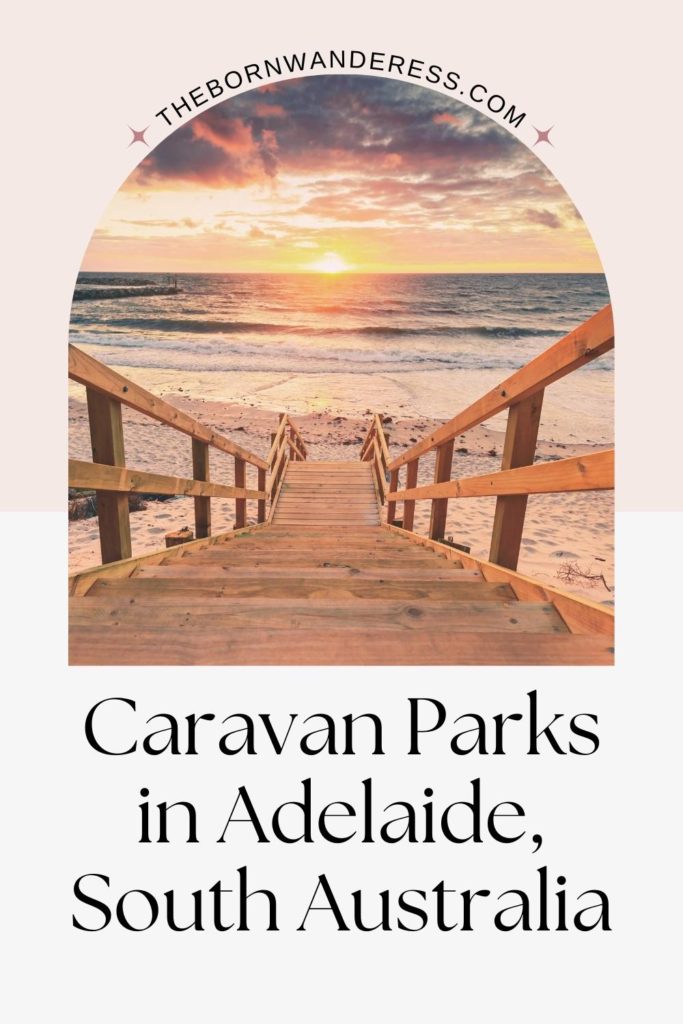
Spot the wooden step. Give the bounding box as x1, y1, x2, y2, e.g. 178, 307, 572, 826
85, 577, 509, 603
177, 550, 448, 566
217, 537, 430, 552
70, 599, 567, 634
134, 564, 477, 581
69, 625, 614, 666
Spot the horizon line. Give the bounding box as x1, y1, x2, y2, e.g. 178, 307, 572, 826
79, 269, 606, 276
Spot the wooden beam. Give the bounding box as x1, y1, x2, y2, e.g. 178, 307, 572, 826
429, 439, 454, 540
234, 456, 246, 529
257, 468, 267, 524
69, 344, 268, 469
85, 388, 131, 563
191, 439, 211, 539
391, 450, 614, 502
287, 417, 307, 455
359, 420, 376, 460
389, 304, 614, 471
267, 441, 288, 496
386, 469, 399, 524
489, 391, 544, 570
266, 417, 288, 465
69, 459, 265, 500
374, 415, 391, 468
372, 437, 386, 503
403, 458, 419, 532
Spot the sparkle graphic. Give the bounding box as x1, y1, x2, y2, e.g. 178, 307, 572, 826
128, 126, 149, 147
533, 126, 554, 147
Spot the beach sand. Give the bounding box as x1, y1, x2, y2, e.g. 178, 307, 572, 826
69, 390, 613, 605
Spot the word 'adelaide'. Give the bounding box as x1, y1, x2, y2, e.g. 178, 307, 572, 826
85, 692, 599, 757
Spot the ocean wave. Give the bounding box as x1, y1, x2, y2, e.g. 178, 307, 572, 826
71, 331, 613, 376
79, 316, 564, 341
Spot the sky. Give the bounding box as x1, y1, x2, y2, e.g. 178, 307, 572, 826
83, 75, 603, 274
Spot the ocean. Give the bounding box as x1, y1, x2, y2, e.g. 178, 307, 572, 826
70, 272, 613, 443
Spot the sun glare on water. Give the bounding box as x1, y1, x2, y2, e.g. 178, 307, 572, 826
308, 252, 351, 273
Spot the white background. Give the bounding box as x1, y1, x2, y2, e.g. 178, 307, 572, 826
3, 1, 682, 1019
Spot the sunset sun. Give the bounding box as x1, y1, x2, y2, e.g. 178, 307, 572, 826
308, 252, 351, 274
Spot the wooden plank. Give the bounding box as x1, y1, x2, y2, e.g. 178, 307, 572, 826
266, 417, 289, 464
191, 439, 211, 539
135, 564, 480, 581
267, 442, 288, 495
257, 467, 267, 524
359, 421, 376, 460
69, 344, 268, 469
234, 456, 246, 529
403, 458, 419, 532
184, 550, 450, 566
374, 415, 391, 468
489, 391, 544, 569
85, 576, 512, 603
386, 469, 399, 525
383, 524, 615, 636
70, 599, 567, 634
389, 304, 615, 471
69, 459, 265, 500
85, 388, 132, 563
372, 438, 387, 503
392, 450, 614, 502
287, 417, 307, 455
429, 439, 454, 540
69, 626, 614, 666
182, 553, 446, 569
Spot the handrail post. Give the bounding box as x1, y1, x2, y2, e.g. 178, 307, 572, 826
234, 456, 246, 529
257, 467, 267, 523
429, 440, 454, 540
489, 390, 544, 569
403, 458, 419, 531
85, 388, 132, 563
386, 469, 399, 524
191, 439, 211, 538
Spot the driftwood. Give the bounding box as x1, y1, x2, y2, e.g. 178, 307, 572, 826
556, 560, 612, 592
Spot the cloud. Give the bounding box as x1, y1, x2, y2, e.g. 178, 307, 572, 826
524, 208, 563, 229
117, 217, 202, 229
128, 76, 526, 189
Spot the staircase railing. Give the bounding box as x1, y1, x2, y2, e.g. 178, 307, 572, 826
69, 344, 306, 565
359, 413, 391, 508
361, 303, 615, 572
266, 412, 307, 512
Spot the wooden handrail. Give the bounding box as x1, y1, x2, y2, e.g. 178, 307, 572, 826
360, 414, 390, 509
70, 345, 308, 567
388, 304, 614, 472
69, 344, 267, 470
266, 416, 289, 464
371, 304, 614, 572
287, 417, 308, 456
388, 450, 614, 502
69, 460, 266, 501
266, 413, 307, 508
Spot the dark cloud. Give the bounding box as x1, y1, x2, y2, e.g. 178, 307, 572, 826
128, 75, 528, 189
524, 208, 563, 229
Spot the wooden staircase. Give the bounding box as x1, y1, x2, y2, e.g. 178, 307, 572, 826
68, 304, 615, 666
69, 458, 613, 665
